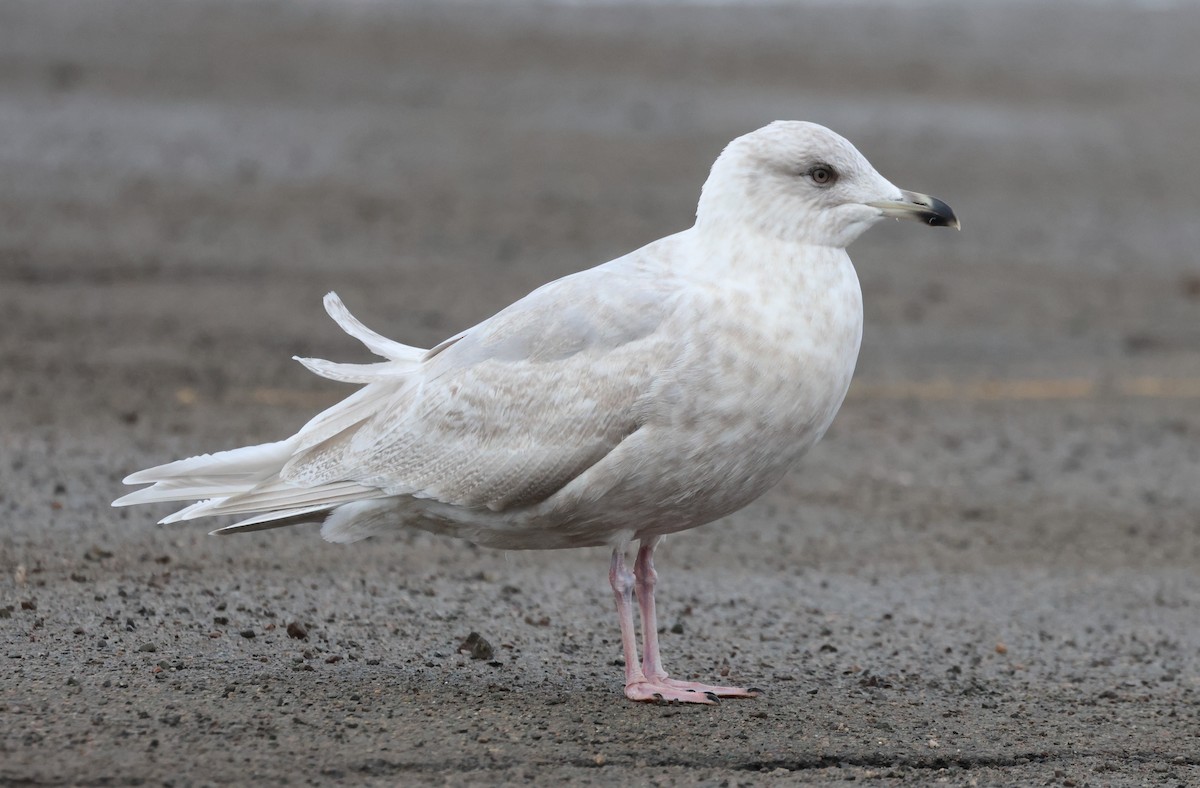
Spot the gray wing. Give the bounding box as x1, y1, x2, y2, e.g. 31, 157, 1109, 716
280, 264, 683, 511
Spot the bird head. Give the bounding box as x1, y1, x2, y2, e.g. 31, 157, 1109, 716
696, 121, 958, 248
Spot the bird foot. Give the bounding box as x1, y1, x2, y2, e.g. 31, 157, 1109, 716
625, 677, 761, 704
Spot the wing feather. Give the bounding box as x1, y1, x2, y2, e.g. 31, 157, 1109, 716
121, 247, 688, 527
282, 262, 682, 511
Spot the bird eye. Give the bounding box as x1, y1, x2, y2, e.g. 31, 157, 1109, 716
807, 164, 837, 187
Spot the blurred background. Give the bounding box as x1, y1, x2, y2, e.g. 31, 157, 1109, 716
2, 0, 1199, 784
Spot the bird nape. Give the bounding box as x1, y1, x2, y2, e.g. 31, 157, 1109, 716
115, 121, 958, 704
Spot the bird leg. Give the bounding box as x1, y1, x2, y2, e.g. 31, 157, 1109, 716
634, 538, 761, 699
608, 547, 648, 688
633, 537, 667, 682
609, 538, 760, 703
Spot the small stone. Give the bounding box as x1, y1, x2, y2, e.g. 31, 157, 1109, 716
239, 629, 256, 639
286, 621, 308, 640
457, 632, 495, 661
137, 643, 158, 653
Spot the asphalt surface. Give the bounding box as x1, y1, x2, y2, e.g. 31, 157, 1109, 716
2, 1, 1200, 785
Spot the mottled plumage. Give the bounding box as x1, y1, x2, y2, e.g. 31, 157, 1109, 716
116, 121, 957, 703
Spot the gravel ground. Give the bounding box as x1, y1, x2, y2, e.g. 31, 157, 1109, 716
2, 1, 1200, 785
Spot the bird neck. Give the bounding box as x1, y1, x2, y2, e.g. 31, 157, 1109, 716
686, 220, 852, 278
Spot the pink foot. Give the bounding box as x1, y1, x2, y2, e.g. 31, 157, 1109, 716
611, 542, 764, 705
624, 677, 762, 704
658, 677, 762, 698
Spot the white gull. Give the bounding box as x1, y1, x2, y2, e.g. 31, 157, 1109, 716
115, 121, 958, 704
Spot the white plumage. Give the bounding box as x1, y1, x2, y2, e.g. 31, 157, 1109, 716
115, 121, 957, 703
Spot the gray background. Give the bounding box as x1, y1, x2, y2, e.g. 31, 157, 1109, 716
2, 0, 1199, 784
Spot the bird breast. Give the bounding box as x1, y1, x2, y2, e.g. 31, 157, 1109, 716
400, 243, 864, 550
609, 243, 865, 537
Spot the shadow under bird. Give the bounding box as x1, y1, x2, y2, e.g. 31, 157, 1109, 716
116, 121, 958, 704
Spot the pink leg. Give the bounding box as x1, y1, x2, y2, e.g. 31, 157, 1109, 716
634, 538, 667, 682
609, 539, 761, 704
609, 547, 647, 688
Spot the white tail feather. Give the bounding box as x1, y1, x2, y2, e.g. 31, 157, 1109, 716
121, 440, 294, 487
293, 356, 414, 384
115, 480, 250, 507
188, 480, 385, 518
159, 498, 222, 524
116, 293, 425, 535
323, 292, 424, 362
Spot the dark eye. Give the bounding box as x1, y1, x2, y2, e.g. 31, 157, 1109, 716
807, 164, 837, 187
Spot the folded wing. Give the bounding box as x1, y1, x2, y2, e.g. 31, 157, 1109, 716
116, 264, 681, 532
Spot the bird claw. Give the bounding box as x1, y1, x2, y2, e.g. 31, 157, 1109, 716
658, 676, 760, 698
625, 678, 754, 704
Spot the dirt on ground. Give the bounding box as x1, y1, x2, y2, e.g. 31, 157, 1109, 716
2, 1, 1200, 785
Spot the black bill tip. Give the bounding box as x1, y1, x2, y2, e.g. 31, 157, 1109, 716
917, 195, 959, 229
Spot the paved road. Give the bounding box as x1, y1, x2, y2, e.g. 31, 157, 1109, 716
2, 1, 1199, 784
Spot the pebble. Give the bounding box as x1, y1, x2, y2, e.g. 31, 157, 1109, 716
458, 632, 495, 661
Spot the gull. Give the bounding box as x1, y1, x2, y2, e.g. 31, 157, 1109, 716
115, 121, 958, 704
